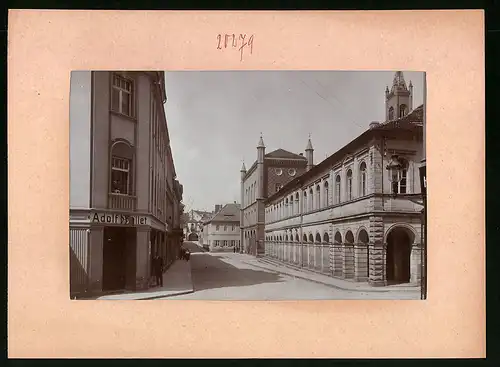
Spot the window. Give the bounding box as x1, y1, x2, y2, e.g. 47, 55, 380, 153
392, 167, 408, 194
111, 74, 134, 117
275, 183, 282, 192
224, 225, 227, 231
216, 225, 220, 231
316, 185, 321, 209
290, 195, 294, 216
324, 181, 329, 207
309, 188, 313, 211
346, 169, 353, 200
335, 175, 341, 204
388, 106, 394, 120
223, 240, 228, 247
111, 157, 131, 194
359, 162, 367, 196
399, 104, 408, 118
232, 225, 235, 231
288, 168, 297, 176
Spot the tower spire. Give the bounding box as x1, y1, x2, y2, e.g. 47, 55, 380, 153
305, 135, 314, 171
391, 71, 408, 91
257, 132, 265, 148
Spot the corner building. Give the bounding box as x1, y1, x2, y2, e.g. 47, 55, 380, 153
240, 137, 310, 256
69, 71, 183, 297
263, 71, 424, 286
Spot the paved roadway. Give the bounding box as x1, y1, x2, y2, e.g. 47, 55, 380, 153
160, 242, 419, 300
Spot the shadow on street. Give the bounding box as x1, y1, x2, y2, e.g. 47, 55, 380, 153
181, 241, 284, 292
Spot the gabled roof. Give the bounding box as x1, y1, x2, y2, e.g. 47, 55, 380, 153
204, 203, 240, 224
265, 148, 308, 160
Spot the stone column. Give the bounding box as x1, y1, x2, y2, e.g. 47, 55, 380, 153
354, 243, 369, 282
410, 243, 422, 284
369, 216, 386, 286
343, 243, 355, 279
333, 243, 343, 277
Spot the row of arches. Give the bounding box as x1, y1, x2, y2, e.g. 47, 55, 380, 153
264, 226, 416, 284
265, 161, 368, 222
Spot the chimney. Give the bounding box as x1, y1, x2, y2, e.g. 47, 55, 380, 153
299, 153, 304, 156
369, 121, 380, 129
215, 204, 222, 213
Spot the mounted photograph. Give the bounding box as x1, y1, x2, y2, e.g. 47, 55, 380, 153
69, 70, 427, 301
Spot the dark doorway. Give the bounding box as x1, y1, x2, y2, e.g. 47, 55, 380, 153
188, 232, 199, 241
102, 227, 133, 291
386, 228, 412, 284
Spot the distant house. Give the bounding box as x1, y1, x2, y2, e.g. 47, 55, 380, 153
202, 203, 241, 252
183, 208, 213, 241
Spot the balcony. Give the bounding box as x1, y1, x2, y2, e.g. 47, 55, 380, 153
108, 193, 137, 211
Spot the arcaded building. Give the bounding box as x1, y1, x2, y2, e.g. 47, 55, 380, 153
263, 71, 424, 286
69, 71, 184, 298
240, 137, 310, 256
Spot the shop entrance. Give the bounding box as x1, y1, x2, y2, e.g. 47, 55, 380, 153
386, 227, 412, 284
102, 226, 136, 291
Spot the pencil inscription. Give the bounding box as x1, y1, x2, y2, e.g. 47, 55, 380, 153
216, 33, 254, 62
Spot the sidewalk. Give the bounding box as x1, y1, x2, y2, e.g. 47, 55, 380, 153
97, 259, 194, 300
239, 255, 420, 293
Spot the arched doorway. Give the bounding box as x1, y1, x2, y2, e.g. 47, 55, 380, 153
344, 230, 355, 279
357, 229, 369, 281
386, 226, 413, 284
333, 231, 343, 276
187, 232, 199, 241
322, 232, 330, 273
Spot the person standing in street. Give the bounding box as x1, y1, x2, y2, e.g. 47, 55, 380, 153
153, 254, 164, 287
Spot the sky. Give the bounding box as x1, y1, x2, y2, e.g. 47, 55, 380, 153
164, 71, 424, 213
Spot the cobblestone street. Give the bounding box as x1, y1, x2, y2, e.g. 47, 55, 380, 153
160, 242, 420, 300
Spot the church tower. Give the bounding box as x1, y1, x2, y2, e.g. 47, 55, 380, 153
385, 71, 413, 121
305, 136, 314, 171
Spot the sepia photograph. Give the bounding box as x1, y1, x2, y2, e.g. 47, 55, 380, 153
69, 70, 427, 301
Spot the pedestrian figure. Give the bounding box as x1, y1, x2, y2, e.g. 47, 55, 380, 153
233, 246, 236, 253
153, 254, 164, 287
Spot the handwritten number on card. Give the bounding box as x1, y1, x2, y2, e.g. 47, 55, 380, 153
216, 33, 254, 62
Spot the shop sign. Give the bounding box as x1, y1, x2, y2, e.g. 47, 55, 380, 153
90, 212, 149, 226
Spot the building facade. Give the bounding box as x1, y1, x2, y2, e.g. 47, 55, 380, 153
202, 203, 241, 252
263, 71, 424, 286
240, 138, 310, 256
69, 71, 183, 298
